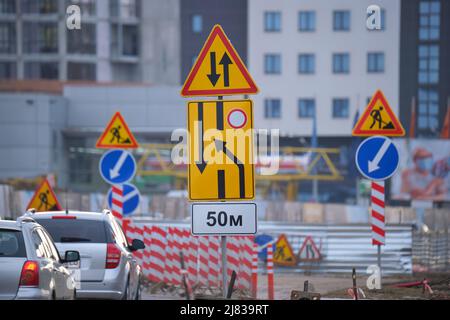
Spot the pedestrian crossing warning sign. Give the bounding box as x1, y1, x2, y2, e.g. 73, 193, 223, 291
352, 90, 405, 137
96, 112, 139, 149
273, 234, 297, 267
298, 236, 321, 262
181, 25, 258, 97
27, 179, 62, 212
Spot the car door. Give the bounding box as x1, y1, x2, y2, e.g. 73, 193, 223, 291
30, 229, 54, 299
39, 229, 74, 300
110, 218, 138, 299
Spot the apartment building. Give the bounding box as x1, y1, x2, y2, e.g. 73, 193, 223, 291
0, 0, 180, 84
248, 0, 401, 138
400, 0, 450, 138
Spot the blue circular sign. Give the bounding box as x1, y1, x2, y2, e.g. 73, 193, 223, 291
107, 183, 141, 216
99, 150, 136, 185
355, 136, 400, 181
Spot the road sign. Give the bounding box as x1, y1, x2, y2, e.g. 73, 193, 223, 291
187, 100, 255, 201
352, 90, 405, 137
191, 203, 257, 235
96, 112, 139, 149
355, 136, 400, 181
27, 179, 62, 212
273, 234, 297, 267
181, 25, 258, 97
107, 183, 140, 216
99, 150, 136, 185
298, 236, 321, 262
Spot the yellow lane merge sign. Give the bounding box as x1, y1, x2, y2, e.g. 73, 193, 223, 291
187, 100, 255, 201
27, 179, 62, 212
96, 112, 139, 149
181, 25, 258, 97
352, 90, 405, 137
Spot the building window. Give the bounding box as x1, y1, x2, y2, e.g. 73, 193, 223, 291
333, 99, 350, 118
111, 24, 139, 57
192, 14, 202, 33
418, 45, 439, 84
419, 1, 440, 40
0, 22, 15, 54
0, 61, 16, 79
418, 88, 439, 133
298, 99, 315, 118
333, 53, 350, 74
0, 0, 16, 14
67, 62, 96, 80
67, 23, 96, 54
264, 54, 281, 74
298, 54, 315, 74
24, 62, 59, 79
333, 10, 350, 31
298, 11, 315, 31
23, 22, 58, 53
110, 0, 139, 18
264, 99, 281, 119
367, 52, 384, 73
21, 0, 58, 14
264, 11, 281, 32
66, 0, 96, 16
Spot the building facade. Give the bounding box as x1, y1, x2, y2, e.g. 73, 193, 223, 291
400, 0, 450, 138
0, 0, 180, 84
248, 0, 401, 138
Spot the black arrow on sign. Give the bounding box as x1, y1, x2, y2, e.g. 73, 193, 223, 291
207, 52, 221, 87
219, 52, 233, 87
214, 139, 245, 199
196, 103, 207, 174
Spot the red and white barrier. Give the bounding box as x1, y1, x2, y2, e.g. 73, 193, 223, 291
251, 242, 258, 298
198, 236, 210, 286
371, 181, 386, 246
237, 236, 253, 291
208, 236, 221, 288
148, 226, 166, 283
267, 243, 274, 300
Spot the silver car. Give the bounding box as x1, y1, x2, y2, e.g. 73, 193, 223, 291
0, 217, 80, 300
29, 210, 145, 300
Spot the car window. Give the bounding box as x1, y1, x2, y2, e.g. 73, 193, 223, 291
0, 229, 26, 258
109, 218, 128, 248
34, 219, 108, 243
39, 229, 61, 262
31, 229, 50, 259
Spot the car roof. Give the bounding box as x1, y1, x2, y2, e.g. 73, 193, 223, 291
30, 211, 108, 221
0, 220, 22, 231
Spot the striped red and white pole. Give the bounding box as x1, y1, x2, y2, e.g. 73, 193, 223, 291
198, 236, 210, 286
267, 243, 274, 300
110, 185, 123, 225
251, 241, 258, 299
208, 236, 220, 288
371, 181, 386, 246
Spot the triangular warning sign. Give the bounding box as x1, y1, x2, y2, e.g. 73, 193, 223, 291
27, 179, 62, 212
96, 112, 138, 149
273, 234, 297, 267
298, 236, 321, 262
181, 25, 258, 97
353, 90, 405, 137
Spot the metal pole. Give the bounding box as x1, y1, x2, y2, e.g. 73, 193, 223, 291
221, 235, 228, 299
377, 244, 382, 288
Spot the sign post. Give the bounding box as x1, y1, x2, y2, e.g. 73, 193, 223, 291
96, 112, 139, 225
182, 25, 259, 298
353, 90, 405, 287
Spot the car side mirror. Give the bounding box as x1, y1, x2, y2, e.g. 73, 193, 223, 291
129, 239, 145, 252
64, 250, 80, 263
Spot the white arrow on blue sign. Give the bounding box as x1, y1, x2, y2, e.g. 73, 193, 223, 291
107, 183, 141, 216
355, 136, 400, 181
99, 150, 136, 185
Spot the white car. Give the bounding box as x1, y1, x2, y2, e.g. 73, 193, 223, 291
0, 217, 79, 300
29, 210, 145, 300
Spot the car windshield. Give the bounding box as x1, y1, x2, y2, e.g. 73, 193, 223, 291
34, 219, 108, 244
0, 229, 26, 258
